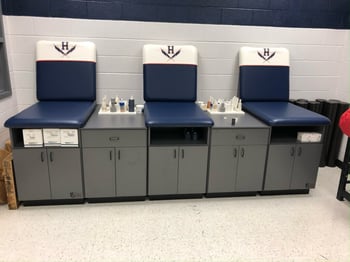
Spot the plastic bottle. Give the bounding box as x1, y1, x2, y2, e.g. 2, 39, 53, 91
128, 96, 135, 112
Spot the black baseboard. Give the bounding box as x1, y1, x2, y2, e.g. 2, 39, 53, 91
260, 189, 310, 195
87, 196, 146, 203
149, 194, 203, 201
206, 192, 257, 198
22, 199, 84, 206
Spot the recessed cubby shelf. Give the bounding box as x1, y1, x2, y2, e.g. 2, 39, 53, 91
10, 128, 25, 148
270, 126, 325, 144
149, 127, 209, 146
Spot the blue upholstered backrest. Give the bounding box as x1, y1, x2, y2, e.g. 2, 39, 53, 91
143, 44, 198, 102
239, 47, 290, 102
36, 41, 96, 101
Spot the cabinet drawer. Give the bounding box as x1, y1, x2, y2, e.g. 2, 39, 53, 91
211, 129, 269, 145
82, 129, 146, 147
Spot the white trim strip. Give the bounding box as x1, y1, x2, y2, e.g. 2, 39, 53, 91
143, 44, 198, 65
239, 46, 289, 66
36, 41, 96, 62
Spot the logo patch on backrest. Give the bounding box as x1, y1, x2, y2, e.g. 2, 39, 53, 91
54, 41, 77, 56
161, 45, 181, 60
257, 48, 276, 62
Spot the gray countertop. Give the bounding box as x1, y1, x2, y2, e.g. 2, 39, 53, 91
83, 105, 268, 130
82, 105, 146, 130
209, 113, 269, 129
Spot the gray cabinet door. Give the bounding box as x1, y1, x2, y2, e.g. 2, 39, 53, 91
290, 143, 322, 190
178, 146, 208, 194
116, 147, 147, 197
83, 148, 115, 198
13, 148, 51, 201
264, 144, 295, 191
235, 145, 267, 192
48, 148, 83, 199
208, 146, 238, 193
148, 147, 178, 195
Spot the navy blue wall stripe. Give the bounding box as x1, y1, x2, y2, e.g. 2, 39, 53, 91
1, 0, 349, 29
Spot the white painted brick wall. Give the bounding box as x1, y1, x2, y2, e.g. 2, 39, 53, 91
0, 16, 18, 148
337, 31, 350, 160
1, 16, 349, 149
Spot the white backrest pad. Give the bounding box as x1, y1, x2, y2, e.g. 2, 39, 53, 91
36, 41, 96, 62
239, 46, 289, 66
143, 44, 198, 65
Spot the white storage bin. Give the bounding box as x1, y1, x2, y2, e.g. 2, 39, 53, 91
43, 128, 61, 146
23, 129, 43, 147
60, 129, 79, 147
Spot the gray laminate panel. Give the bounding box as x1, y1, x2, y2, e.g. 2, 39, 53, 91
211, 128, 269, 146
178, 146, 208, 194
210, 113, 268, 129
48, 148, 83, 199
82, 129, 147, 147
13, 148, 51, 201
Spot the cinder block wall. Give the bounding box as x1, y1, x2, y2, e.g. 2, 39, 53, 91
0, 0, 349, 149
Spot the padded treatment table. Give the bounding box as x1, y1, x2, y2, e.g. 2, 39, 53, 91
243, 102, 330, 126
143, 44, 213, 128
5, 41, 97, 129
4, 101, 96, 128
144, 102, 213, 127
239, 47, 330, 127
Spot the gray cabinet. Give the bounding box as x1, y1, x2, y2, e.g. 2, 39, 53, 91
264, 143, 322, 191
13, 148, 83, 201
236, 145, 267, 191
148, 146, 208, 195
82, 129, 147, 198
208, 128, 269, 193
83, 148, 115, 197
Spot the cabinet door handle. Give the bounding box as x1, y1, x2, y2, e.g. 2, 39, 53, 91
41, 152, 45, 162
233, 148, 237, 158
182, 149, 184, 159
297, 147, 302, 156
49, 152, 53, 162
109, 137, 119, 142
240, 148, 245, 158
290, 147, 295, 157
174, 149, 177, 159
118, 150, 121, 160
109, 150, 113, 161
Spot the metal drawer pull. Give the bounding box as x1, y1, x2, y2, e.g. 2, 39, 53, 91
41, 152, 45, 162
241, 148, 245, 158
49, 152, 54, 162
174, 149, 177, 159
118, 150, 121, 160
109, 137, 120, 142
236, 134, 245, 140
297, 147, 302, 156
290, 147, 295, 157
233, 148, 237, 158
109, 150, 113, 161
182, 149, 184, 159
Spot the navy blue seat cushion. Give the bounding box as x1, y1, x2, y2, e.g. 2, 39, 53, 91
37, 61, 96, 101
243, 102, 330, 126
4, 101, 96, 128
239, 66, 289, 101
143, 64, 197, 102
144, 102, 213, 127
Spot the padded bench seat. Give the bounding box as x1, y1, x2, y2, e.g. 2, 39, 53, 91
144, 102, 214, 127
4, 101, 96, 128
243, 102, 330, 126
